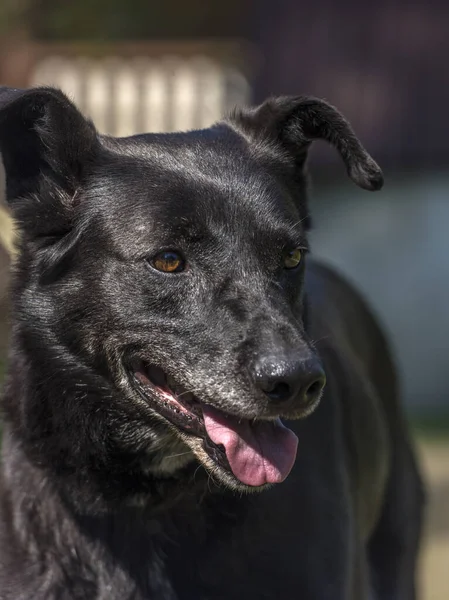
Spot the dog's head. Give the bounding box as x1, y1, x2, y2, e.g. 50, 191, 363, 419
0, 87, 382, 495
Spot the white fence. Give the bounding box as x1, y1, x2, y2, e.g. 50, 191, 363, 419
31, 55, 251, 136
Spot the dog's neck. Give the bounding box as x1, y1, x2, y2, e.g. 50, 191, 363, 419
0, 423, 245, 596
0, 430, 180, 596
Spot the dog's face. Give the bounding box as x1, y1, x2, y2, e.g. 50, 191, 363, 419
0, 87, 382, 495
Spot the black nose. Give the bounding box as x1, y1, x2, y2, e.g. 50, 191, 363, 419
253, 356, 326, 407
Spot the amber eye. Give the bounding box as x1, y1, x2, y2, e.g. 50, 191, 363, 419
283, 248, 303, 269
151, 251, 185, 273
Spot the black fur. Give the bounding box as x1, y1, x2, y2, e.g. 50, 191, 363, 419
0, 86, 424, 599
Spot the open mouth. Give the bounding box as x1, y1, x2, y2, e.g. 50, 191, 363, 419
127, 359, 299, 488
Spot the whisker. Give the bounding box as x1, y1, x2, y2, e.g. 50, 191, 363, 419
193, 463, 203, 483
164, 451, 192, 460
309, 335, 331, 346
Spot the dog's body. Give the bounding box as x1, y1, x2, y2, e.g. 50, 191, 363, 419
0, 86, 424, 599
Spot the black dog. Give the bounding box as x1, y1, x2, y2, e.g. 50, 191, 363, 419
0, 86, 424, 599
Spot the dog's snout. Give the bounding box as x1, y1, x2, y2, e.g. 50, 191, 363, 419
253, 356, 326, 408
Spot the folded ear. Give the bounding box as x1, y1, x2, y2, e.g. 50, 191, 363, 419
0, 86, 98, 205
230, 96, 383, 191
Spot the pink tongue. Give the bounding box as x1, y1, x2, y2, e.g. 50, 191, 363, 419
202, 406, 298, 487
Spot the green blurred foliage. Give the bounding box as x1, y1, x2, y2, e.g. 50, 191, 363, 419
0, 0, 245, 40
0, 0, 33, 34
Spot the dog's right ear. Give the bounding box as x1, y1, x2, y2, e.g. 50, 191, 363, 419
0, 86, 98, 206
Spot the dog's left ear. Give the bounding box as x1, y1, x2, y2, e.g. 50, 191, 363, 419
230, 96, 383, 191
0, 86, 98, 205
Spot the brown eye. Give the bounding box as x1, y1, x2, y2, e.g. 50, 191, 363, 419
283, 248, 303, 269
151, 251, 185, 273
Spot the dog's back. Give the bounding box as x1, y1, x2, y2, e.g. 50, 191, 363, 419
306, 262, 425, 598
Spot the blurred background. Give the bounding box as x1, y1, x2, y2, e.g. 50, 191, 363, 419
0, 1, 448, 597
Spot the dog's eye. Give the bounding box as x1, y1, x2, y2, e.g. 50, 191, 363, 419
283, 248, 302, 269
150, 251, 185, 273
